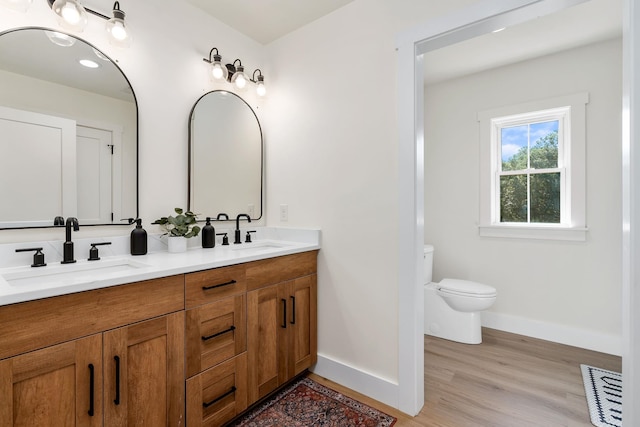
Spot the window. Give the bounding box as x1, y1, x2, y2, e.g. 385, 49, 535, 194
478, 93, 588, 241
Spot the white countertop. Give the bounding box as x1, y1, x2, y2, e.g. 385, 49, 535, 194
0, 227, 320, 306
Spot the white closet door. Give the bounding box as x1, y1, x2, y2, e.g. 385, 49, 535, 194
76, 126, 113, 225
0, 105, 76, 227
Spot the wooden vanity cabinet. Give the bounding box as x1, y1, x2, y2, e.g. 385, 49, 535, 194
246, 252, 318, 403
0, 275, 185, 427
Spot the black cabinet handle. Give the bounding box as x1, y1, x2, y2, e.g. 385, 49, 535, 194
114, 356, 121, 405
290, 296, 296, 325
202, 325, 236, 341
202, 279, 236, 291
88, 364, 95, 416
203, 386, 236, 408
281, 298, 287, 328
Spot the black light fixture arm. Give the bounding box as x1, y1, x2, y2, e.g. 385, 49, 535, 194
47, 0, 111, 20
203, 47, 221, 64
251, 68, 263, 83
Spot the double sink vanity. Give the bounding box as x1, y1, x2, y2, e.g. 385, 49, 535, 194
0, 228, 320, 426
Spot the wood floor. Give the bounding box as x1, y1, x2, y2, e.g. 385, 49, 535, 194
310, 328, 622, 427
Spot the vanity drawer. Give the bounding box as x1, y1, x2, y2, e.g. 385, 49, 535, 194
186, 264, 246, 308
186, 353, 248, 427
186, 294, 246, 378
246, 251, 318, 291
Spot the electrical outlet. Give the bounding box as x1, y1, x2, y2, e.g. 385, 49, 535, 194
247, 204, 255, 218
280, 204, 288, 222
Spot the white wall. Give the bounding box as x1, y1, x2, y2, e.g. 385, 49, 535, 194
0, 0, 265, 244
425, 38, 623, 353
263, 0, 477, 403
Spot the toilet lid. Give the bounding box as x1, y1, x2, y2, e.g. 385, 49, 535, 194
438, 278, 497, 297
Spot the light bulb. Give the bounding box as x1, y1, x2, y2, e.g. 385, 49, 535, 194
211, 63, 225, 79
256, 82, 266, 97
106, 3, 131, 47
51, 0, 88, 31
234, 73, 246, 89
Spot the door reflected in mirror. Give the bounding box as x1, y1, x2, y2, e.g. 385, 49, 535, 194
189, 91, 263, 220
0, 27, 138, 229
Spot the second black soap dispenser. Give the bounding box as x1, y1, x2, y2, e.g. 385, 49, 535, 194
202, 217, 215, 248
131, 218, 148, 255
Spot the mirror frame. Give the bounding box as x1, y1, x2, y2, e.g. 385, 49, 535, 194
0, 27, 139, 230
187, 90, 263, 221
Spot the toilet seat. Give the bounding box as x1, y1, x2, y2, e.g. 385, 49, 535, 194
437, 278, 497, 298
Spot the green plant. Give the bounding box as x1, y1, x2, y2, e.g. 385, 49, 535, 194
152, 208, 201, 238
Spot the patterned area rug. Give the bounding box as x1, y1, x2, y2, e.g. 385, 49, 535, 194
581, 364, 622, 427
229, 377, 397, 426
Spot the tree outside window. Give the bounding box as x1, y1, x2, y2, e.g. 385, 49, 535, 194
498, 120, 562, 224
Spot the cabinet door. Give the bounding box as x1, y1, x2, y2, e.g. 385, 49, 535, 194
0, 334, 103, 427
287, 274, 317, 378
246, 283, 288, 403
103, 312, 185, 427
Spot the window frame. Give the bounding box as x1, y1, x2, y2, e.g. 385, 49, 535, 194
478, 93, 588, 241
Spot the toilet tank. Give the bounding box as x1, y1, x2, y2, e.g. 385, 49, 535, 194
423, 245, 434, 283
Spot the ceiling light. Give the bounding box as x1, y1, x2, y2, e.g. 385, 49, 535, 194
251, 69, 266, 97
51, 0, 88, 31
492, 27, 506, 33
79, 59, 99, 68
106, 1, 131, 47
203, 47, 228, 80
0, 0, 32, 12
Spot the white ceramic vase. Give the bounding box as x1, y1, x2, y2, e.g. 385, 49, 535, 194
167, 236, 187, 253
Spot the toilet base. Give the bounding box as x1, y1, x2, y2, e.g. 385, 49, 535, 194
424, 283, 483, 344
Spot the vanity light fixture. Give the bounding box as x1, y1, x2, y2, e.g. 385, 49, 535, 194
251, 69, 266, 97
45, 30, 76, 47
227, 59, 248, 90
46, 0, 132, 47
50, 0, 88, 31
203, 47, 228, 80
0, 0, 32, 12
106, 1, 131, 47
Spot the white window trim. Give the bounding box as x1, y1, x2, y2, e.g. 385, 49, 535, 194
478, 93, 589, 241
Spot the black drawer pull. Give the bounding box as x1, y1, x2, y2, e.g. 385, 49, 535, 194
88, 364, 95, 417
114, 355, 121, 405
290, 296, 296, 325
202, 325, 236, 341
281, 298, 287, 329
202, 279, 236, 291
203, 386, 236, 408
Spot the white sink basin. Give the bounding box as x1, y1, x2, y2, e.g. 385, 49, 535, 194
1, 258, 149, 288
230, 241, 293, 255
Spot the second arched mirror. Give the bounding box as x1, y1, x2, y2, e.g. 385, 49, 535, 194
188, 91, 263, 220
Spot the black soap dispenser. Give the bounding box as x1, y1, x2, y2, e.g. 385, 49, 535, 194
130, 218, 148, 255
202, 217, 215, 248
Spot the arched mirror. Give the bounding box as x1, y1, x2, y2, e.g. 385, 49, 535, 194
0, 27, 138, 229
189, 91, 263, 220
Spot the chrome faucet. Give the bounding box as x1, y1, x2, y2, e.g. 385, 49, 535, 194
234, 214, 251, 244
62, 217, 79, 264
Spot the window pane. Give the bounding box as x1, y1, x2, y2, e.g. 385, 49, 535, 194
530, 172, 560, 223
529, 121, 558, 169
500, 174, 528, 222
501, 125, 528, 171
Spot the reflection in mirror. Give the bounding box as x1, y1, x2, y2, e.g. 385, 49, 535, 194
189, 91, 262, 220
0, 27, 137, 229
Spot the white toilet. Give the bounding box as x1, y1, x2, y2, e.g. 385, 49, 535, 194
423, 244, 497, 344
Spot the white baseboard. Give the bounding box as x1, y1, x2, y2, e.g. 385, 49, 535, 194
310, 354, 400, 409
482, 311, 622, 356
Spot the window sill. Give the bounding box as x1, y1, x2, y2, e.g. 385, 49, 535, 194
478, 225, 587, 241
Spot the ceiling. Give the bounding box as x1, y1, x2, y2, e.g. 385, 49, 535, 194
184, 0, 355, 45
181, 0, 621, 84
